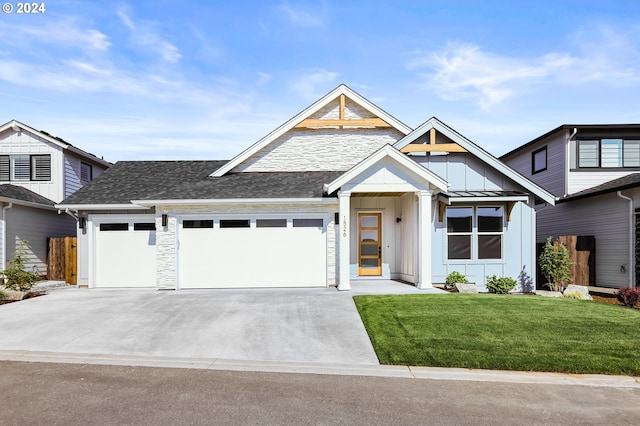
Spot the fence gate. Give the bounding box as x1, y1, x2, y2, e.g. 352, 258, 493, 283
47, 237, 77, 284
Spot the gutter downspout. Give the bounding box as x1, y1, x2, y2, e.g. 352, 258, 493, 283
565, 127, 578, 198
617, 191, 634, 287
2, 202, 13, 272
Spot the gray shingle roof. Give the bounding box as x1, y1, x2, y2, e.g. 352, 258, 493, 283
0, 184, 55, 206
560, 173, 640, 202
60, 160, 343, 206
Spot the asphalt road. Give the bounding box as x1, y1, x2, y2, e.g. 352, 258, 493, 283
1, 361, 639, 425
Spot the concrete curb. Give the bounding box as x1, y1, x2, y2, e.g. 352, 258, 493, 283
1, 350, 638, 388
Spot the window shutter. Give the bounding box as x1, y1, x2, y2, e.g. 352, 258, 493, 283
31, 155, 51, 181
80, 162, 92, 184
0, 156, 9, 181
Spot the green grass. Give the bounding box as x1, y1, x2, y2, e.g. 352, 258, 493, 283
353, 294, 640, 375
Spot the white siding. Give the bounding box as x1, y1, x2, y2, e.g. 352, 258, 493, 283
234, 128, 404, 172
537, 193, 633, 288
0, 127, 65, 203
502, 130, 567, 197
567, 170, 637, 195
4, 205, 76, 275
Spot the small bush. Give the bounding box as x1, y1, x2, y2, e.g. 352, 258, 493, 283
0, 289, 5, 301
1, 240, 39, 292
486, 275, 517, 294
539, 236, 573, 292
563, 290, 589, 300
615, 288, 640, 308
445, 271, 468, 290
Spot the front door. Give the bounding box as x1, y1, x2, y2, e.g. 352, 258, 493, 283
358, 212, 382, 276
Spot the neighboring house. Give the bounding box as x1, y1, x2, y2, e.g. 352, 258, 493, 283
58, 85, 554, 291
501, 125, 640, 288
0, 120, 111, 275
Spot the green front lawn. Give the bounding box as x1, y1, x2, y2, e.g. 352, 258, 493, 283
354, 294, 640, 375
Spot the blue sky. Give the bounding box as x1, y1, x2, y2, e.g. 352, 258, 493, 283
1, 1, 640, 162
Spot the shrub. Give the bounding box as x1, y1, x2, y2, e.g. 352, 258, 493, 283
486, 275, 517, 294
445, 271, 468, 290
1, 240, 39, 292
0, 289, 5, 301
539, 236, 572, 292
615, 287, 640, 308
563, 290, 589, 300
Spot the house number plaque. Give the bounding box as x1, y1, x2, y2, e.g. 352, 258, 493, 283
342, 217, 347, 237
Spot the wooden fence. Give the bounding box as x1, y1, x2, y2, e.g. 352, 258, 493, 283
46, 237, 77, 284
536, 235, 595, 289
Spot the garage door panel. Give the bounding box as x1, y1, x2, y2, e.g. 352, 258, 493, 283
179, 219, 326, 289
95, 219, 157, 288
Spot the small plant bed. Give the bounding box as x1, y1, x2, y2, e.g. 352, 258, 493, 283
354, 294, 640, 375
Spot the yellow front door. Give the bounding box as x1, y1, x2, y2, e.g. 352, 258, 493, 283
358, 213, 382, 276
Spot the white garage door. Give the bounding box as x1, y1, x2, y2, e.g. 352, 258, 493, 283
178, 216, 327, 288
94, 217, 157, 287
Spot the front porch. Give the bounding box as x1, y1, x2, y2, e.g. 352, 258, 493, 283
324, 145, 449, 291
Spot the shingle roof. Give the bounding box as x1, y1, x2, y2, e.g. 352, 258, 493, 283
0, 184, 55, 206
560, 173, 640, 203
60, 160, 343, 206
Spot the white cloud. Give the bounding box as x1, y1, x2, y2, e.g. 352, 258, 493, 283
257, 72, 272, 86
279, 2, 325, 27
289, 69, 339, 99
408, 43, 574, 110
408, 26, 640, 110
117, 8, 182, 63
0, 18, 111, 52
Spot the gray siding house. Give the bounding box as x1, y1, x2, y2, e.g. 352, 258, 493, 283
0, 120, 111, 275
58, 85, 554, 291
501, 125, 640, 288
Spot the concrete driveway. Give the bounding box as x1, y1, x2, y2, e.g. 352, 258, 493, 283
0, 282, 440, 365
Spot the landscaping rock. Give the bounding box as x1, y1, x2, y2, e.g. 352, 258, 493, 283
455, 283, 478, 293
3, 290, 26, 301
536, 290, 563, 298
563, 284, 593, 300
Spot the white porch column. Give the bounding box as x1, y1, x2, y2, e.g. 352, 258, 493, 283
416, 190, 433, 289
338, 190, 351, 291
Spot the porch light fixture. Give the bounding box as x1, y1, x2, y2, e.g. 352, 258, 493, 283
334, 212, 339, 224
79, 217, 86, 230
162, 214, 168, 227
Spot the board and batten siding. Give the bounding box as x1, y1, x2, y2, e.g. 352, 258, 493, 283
414, 153, 511, 191
0, 127, 65, 203
537, 193, 632, 288
431, 199, 537, 292
5, 204, 76, 275
501, 130, 567, 197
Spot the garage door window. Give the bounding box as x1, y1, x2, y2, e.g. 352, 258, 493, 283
220, 219, 250, 228
183, 220, 213, 228
100, 223, 129, 231
293, 218, 323, 228
134, 222, 156, 231
256, 219, 287, 228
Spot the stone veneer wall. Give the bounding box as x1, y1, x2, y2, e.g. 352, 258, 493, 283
234, 128, 403, 172
154, 202, 339, 289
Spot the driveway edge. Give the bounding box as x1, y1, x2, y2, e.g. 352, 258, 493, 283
1, 350, 638, 388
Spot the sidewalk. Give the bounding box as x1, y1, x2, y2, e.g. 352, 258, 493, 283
1, 349, 638, 389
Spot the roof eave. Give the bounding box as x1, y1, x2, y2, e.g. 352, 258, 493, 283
131, 198, 338, 207
55, 203, 149, 210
